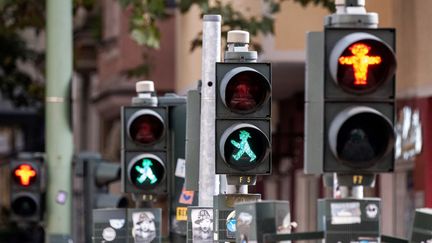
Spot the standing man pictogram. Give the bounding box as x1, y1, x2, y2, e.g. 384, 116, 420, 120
230, 130, 257, 162
15, 164, 37, 186
339, 43, 382, 86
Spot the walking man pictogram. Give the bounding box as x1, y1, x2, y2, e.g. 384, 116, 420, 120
135, 159, 158, 184
231, 130, 257, 162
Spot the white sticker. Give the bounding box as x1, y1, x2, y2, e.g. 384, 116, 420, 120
365, 204, 379, 219
102, 227, 116, 241
331, 202, 361, 225
109, 219, 125, 229
175, 158, 186, 178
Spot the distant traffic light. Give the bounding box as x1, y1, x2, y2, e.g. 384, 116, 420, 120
122, 105, 168, 194
10, 157, 43, 223
77, 153, 128, 243
304, 28, 397, 174
215, 31, 272, 176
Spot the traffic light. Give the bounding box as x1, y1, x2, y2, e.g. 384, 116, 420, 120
305, 28, 396, 173
122, 106, 168, 194
10, 157, 43, 223
305, 28, 396, 174
77, 153, 128, 243
324, 28, 396, 173
215, 62, 272, 175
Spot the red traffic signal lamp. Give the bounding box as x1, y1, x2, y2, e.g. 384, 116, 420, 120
216, 63, 272, 175
328, 32, 396, 95
122, 106, 168, 194
324, 28, 396, 173
10, 158, 43, 222
13, 164, 37, 187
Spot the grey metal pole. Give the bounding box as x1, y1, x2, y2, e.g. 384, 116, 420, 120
45, 0, 74, 242
198, 15, 221, 207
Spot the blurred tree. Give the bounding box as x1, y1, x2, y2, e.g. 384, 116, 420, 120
120, 0, 334, 51
0, 0, 45, 108
0, 0, 334, 104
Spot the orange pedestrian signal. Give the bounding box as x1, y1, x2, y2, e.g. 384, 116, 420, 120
339, 43, 382, 86
14, 164, 37, 186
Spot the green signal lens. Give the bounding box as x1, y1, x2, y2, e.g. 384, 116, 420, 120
221, 124, 269, 171
129, 156, 165, 190
135, 159, 158, 185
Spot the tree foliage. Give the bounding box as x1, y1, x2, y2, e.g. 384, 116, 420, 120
120, 0, 334, 51
0, 0, 45, 108
0, 0, 334, 106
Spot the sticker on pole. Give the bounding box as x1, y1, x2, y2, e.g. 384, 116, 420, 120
176, 207, 188, 221
191, 208, 213, 242
175, 158, 186, 178
330, 202, 361, 225
178, 185, 194, 205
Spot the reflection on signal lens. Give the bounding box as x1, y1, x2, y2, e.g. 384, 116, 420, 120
11, 196, 37, 216
129, 114, 164, 145
336, 113, 393, 167
225, 71, 269, 113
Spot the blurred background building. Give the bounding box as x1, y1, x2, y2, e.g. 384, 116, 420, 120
0, 0, 431, 240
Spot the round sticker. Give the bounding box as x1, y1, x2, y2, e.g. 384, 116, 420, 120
102, 227, 116, 241
365, 203, 379, 219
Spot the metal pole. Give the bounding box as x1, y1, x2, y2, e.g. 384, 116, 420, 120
198, 15, 221, 207
45, 0, 74, 242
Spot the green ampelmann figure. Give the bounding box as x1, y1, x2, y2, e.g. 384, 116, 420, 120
231, 130, 257, 162
135, 159, 158, 184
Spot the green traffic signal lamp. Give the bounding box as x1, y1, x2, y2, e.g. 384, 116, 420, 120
219, 124, 270, 172
128, 154, 166, 190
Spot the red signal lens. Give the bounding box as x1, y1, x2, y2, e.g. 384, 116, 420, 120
339, 43, 382, 87
337, 40, 396, 94
129, 114, 165, 145
225, 71, 270, 113
13, 164, 37, 186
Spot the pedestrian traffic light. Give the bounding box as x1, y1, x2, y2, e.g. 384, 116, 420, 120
305, 28, 396, 174
81, 153, 128, 209
77, 153, 128, 243
215, 62, 272, 175
10, 158, 43, 223
122, 106, 168, 194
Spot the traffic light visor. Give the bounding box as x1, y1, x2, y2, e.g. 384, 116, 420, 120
329, 106, 395, 169
127, 109, 165, 145
329, 33, 396, 94
13, 163, 37, 187
219, 123, 270, 171
221, 67, 270, 114
128, 154, 166, 190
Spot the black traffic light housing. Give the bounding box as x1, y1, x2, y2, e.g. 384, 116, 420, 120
215, 62, 272, 175
323, 28, 396, 173
121, 106, 169, 194
9, 157, 44, 223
